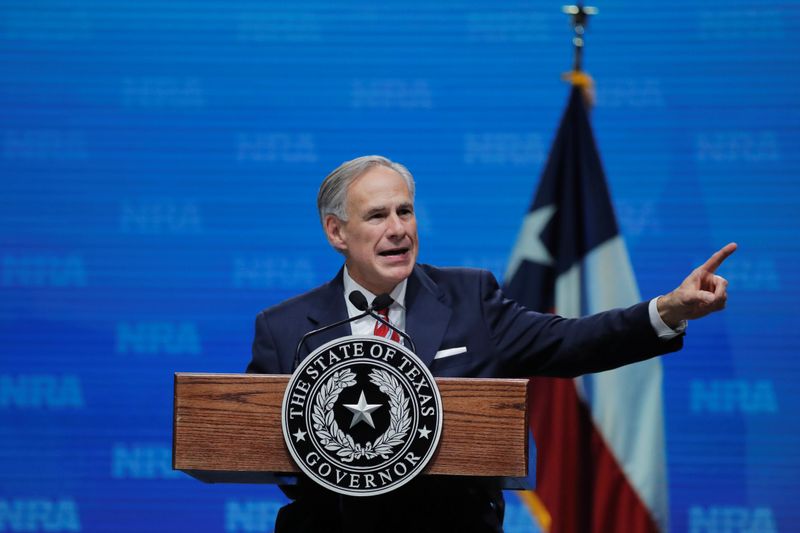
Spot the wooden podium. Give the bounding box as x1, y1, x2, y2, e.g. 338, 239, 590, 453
173, 373, 531, 486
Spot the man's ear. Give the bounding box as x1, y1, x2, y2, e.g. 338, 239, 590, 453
324, 214, 348, 252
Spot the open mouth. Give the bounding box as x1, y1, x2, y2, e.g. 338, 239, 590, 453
378, 247, 409, 257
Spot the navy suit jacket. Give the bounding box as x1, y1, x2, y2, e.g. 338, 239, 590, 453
247, 264, 682, 532
248, 263, 681, 378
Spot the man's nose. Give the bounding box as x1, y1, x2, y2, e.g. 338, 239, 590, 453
386, 213, 405, 237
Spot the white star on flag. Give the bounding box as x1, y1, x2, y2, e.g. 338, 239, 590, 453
505, 204, 557, 280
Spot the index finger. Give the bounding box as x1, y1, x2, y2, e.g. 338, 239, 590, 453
700, 242, 738, 273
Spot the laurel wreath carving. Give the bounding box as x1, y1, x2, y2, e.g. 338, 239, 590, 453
311, 368, 411, 462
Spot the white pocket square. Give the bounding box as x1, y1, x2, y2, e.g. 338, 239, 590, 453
433, 346, 467, 360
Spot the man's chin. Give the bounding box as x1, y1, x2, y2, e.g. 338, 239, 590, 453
376, 264, 414, 290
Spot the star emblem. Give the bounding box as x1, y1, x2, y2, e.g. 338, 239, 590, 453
343, 390, 382, 429
292, 429, 307, 442
417, 426, 431, 439
505, 204, 557, 280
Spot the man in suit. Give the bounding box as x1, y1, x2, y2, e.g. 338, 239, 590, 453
247, 155, 735, 532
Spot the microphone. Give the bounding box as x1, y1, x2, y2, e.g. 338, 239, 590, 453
347, 291, 369, 312
292, 291, 404, 371
351, 292, 417, 353
292, 291, 417, 371
348, 291, 392, 313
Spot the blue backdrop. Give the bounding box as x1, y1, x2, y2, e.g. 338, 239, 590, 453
1, 1, 798, 532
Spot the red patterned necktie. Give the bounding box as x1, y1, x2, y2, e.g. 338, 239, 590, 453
374, 307, 400, 343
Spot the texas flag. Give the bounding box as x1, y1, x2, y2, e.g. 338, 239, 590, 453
504, 86, 668, 533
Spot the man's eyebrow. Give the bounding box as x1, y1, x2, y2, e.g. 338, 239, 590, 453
361, 203, 413, 218
363, 206, 387, 218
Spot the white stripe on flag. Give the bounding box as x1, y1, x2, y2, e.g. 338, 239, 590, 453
555, 236, 669, 531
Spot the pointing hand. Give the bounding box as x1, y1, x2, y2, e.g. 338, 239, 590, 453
657, 243, 738, 328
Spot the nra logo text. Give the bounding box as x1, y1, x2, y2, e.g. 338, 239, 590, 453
689, 506, 776, 533
696, 131, 780, 163
120, 199, 202, 235
0, 499, 80, 532
232, 257, 315, 289
691, 379, 777, 414
122, 77, 205, 108
351, 79, 432, 109
0, 375, 84, 409
2, 255, 87, 288
225, 501, 282, 532
236, 133, 318, 163
116, 321, 200, 355
236, 12, 322, 42
111, 443, 183, 480
465, 12, 549, 42
3, 130, 88, 160
464, 133, 545, 166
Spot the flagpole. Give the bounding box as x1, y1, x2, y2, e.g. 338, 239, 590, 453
561, 4, 598, 106
562, 4, 597, 72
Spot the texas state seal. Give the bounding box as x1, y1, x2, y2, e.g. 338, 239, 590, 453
282, 335, 443, 497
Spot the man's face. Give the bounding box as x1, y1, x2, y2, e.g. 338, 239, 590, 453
325, 165, 418, 295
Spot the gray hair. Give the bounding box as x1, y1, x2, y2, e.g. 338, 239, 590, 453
317, 155, 416, 223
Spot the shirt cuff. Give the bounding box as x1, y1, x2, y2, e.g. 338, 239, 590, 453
648, 296, 687, 340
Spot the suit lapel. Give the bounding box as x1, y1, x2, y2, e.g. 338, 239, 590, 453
405, 266, 452, 367
302, 265, 452, 367
301, 268, 352, 358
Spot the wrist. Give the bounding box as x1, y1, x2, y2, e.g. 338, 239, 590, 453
657, 293, 684, 329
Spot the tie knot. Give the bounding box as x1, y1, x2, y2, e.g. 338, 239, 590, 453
377, 307, 390, 319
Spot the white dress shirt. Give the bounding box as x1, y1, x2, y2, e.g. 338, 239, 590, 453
649, 296, 687, 339
343, 266, 407, 337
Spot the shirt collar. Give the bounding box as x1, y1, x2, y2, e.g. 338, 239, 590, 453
343, 265, 407, 314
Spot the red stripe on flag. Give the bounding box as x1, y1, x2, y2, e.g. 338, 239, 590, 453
528, 377, 659, 533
